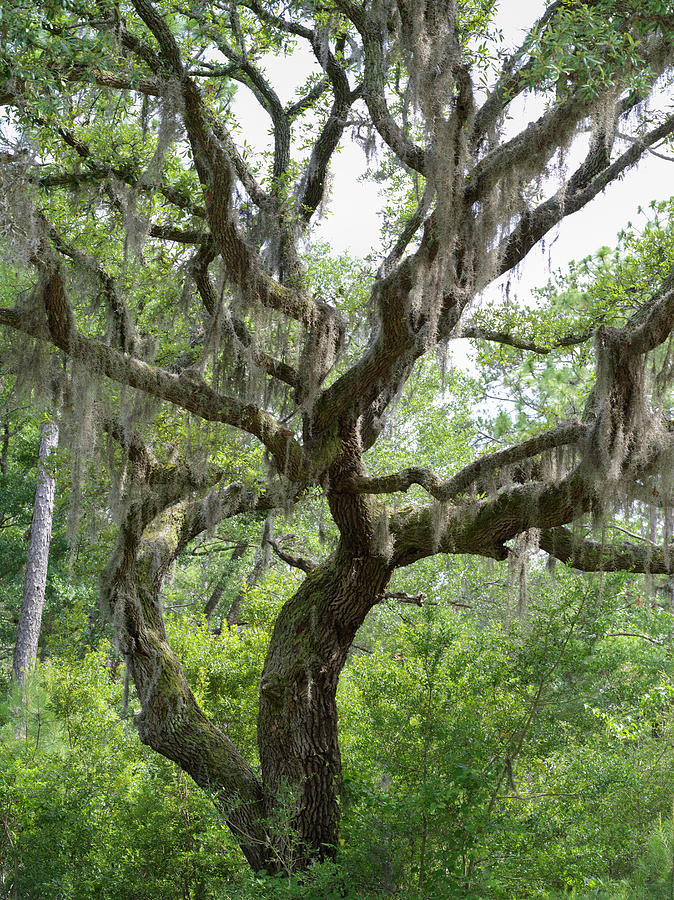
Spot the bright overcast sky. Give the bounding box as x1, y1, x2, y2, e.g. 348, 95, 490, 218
235, 1, 674, 300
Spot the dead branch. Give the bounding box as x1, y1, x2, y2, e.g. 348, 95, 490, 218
268, 538, 318, 574
381, 590, 427, 606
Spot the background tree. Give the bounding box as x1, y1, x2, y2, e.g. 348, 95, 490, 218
13, 411, 59, 682
1, 0, 674, 875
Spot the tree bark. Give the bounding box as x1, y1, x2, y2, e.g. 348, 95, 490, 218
107, 434, 393, 871
257, 545, 391, 867
13, 417, 58, 682
107, 505, 275, 873
2, 0, 672, 876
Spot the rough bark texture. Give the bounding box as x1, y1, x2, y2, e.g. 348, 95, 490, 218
105, 498, 276, 872
258, 549, 391, 863
13, 418, 58, 682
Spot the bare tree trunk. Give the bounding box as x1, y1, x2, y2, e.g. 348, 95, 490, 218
0, 420, 10, 475
226, 512, 275, 627
13, 417, 59, 681
203, 542, 247, 621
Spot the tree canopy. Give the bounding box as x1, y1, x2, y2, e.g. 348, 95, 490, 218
1, 0, 674, 879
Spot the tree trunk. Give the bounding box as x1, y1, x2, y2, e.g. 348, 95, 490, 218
107, 508, 275, 873
226, 512, 275, 627
257, 546, 391, 867
104, 430, 392, 872
13, 417, 58, 682
203, 542, 247, 620
0, 420, 11, 474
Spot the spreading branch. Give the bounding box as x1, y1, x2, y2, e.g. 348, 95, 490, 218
461, 324, 594, 355
0, 271, 309, 481
495, 112, 674, 279
268, 538, 318, 574
540, 527, 674, 574
342, 422, 587, 501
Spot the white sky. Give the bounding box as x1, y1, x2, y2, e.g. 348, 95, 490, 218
234, 1, 674, 301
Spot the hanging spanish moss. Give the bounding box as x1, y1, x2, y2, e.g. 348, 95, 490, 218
590, 329, 662, 485
63, 360, 97, 548
0, 147, 42, 269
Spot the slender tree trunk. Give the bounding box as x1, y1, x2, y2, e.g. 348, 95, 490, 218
203, 542, 247, 620
0, 420, 10, 475
13, 417, 59, 682
226, 512, 275, 627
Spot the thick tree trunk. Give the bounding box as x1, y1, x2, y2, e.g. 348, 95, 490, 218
105, 428, 392, 872
127, 613, 272, 872
13, 417, 58, 682
106, 502, 276, 874
257, 546, 391, 867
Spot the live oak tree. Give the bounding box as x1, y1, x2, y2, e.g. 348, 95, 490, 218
1, 0, 674, 874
